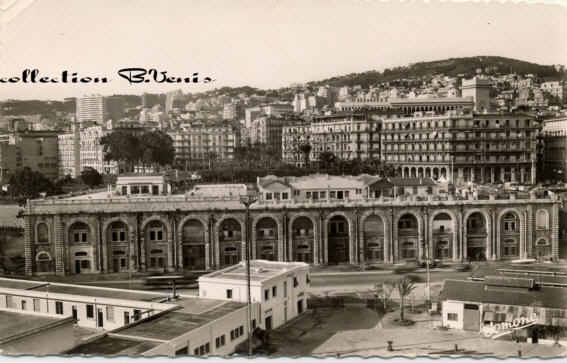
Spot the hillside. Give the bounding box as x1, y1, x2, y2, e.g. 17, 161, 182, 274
308, 56, 564, 88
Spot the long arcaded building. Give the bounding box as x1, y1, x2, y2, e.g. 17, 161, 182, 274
22, 175, 560, 276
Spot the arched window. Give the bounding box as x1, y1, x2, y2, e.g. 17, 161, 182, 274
37, 223, 49, 244
536, 210, 549, 230
35, 251, 52, 262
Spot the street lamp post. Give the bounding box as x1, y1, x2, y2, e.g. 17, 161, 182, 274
240, 193, 258, 357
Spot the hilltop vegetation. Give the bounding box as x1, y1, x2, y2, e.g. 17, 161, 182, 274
308, 56, 564, 88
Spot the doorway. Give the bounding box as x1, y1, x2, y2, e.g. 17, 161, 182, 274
72, 306, 78, 321
97, 309, 104, 328
124, 312, 130, 325
75, 260, 81, 274
265, 316, 273, 330
463, 304, 480, 331
297, 300, 304, 314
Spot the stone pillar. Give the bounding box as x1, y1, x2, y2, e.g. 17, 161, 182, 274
552, 203, 560, 261
98, 218, 107, 273
490, 168, 495, 184
24, 216, 33, 276
453, 212, 460, 262
349, 215, 356, 264
278, 216, 285, 262
520, 167, 526, 184
470, 168, 475, 183
176, 227, 183, 270
54, 215, 65, 276
129, 225, 136, 272
527, 206, 534, 258
204, 221, 211, 270
480, 168, 485, 184
531, 161, 537, 185
383, 216, 390, 264
519, 210, 527, 260
140, 230, 147, 272
167, 236, 174, 272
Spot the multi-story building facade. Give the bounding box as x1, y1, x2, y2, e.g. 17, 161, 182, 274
541, 80, 566, 103
0, 130, 59, 180
22, 174, 559, 276
249, 116, 300, 159
290, 113, 381, 167
170, 121, 240, 168
76, 95, 107, 125
541, 116, 567, 181
282, 121, 311, 167
0, 143, 18, 184
382, 111, 539, 184
58, 125, 117, 178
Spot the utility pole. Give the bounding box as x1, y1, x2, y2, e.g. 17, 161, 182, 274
240, 192, 258, 357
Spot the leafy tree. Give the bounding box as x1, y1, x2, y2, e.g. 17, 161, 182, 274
100, 130, 140, 172
80, 167, 103, 188
8, 167, 56, 200
299, 143, 312, 168
396, 277, 416, 322
318, 151, 336, 170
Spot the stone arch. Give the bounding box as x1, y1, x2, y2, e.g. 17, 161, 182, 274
497, 208, 524, 260
360, 211, 388, 263
178, 216, 209, 270
252, 213, 281, 261
142, 216, 170, 271
102, 217, 131, 235
324, 211, 353, 264
396, 210, 422, 262
64, 218, 95, 242
536, 209, 549, 230
35, 221, 50, 244
429, 209, 457, 261
104, 217, 131, 273
34, 251, 53, 273
35, 251, 52, 262
289, 213, 318, 264
463, 208, 492, 261
215, 215, 246, 268
141, 215, 170, 239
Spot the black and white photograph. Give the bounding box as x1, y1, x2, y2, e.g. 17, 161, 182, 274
1, 0, 567, 358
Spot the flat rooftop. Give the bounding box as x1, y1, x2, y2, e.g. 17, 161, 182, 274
201, 260, 308, 283
0, 278, 44, 290
0, 311, 64, 343
66, 336, 159, 356
115, 300, 245, 341
31, 284, 168, 302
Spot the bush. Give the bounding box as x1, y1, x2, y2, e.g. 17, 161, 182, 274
405, 274, 424, 283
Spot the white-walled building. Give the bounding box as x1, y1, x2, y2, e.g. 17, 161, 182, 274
199, 260, 310, 330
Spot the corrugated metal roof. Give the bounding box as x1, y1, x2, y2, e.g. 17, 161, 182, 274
441, 279, 567, 310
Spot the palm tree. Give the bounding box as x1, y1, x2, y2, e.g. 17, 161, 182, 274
396, 277, 416, 322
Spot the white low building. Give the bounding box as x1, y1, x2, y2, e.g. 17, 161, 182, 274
199, 260, 310, 330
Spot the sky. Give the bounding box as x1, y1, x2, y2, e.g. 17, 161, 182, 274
1, 0, 567, 100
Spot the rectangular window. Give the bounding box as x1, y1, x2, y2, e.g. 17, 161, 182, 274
194, 348, 199, 356
320, 191, 326, 199
21, 300, 27, 310
230, 330, 235, 340
284, 281, 288, 298
106, 306, 114, 322
265, 193, 272, 200
282, 192, 288, 200
86, 304, 94, 319
226, 289, 232, 299
306, 192, 311, 199
252, 319, 257, 329
272, 286, 277, 298
33, 298, 40, 312
447, 313, 458, 321
239, 326, 244, 336
55, 301, 64, 315
293, 277, 299, 287
120, 231, 126, 241
264, 289, 269, 301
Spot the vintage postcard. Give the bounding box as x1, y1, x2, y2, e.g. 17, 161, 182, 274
0, 0, 567, 359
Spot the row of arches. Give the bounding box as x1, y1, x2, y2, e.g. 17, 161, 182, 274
31, 208, 553, 274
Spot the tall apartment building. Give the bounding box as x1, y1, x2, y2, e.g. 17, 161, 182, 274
76, 95, 107, 125
461, 77, 492, 112
249, 116, 300, 159
541, 116, 567, 181
222, 102, 244, 120
0, 130, 59, 180
381, 111, 539, 184
282, 113, 381, 167
282, 122, 311, 167
58, 124, 117, 178
170, 121, 240, 168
